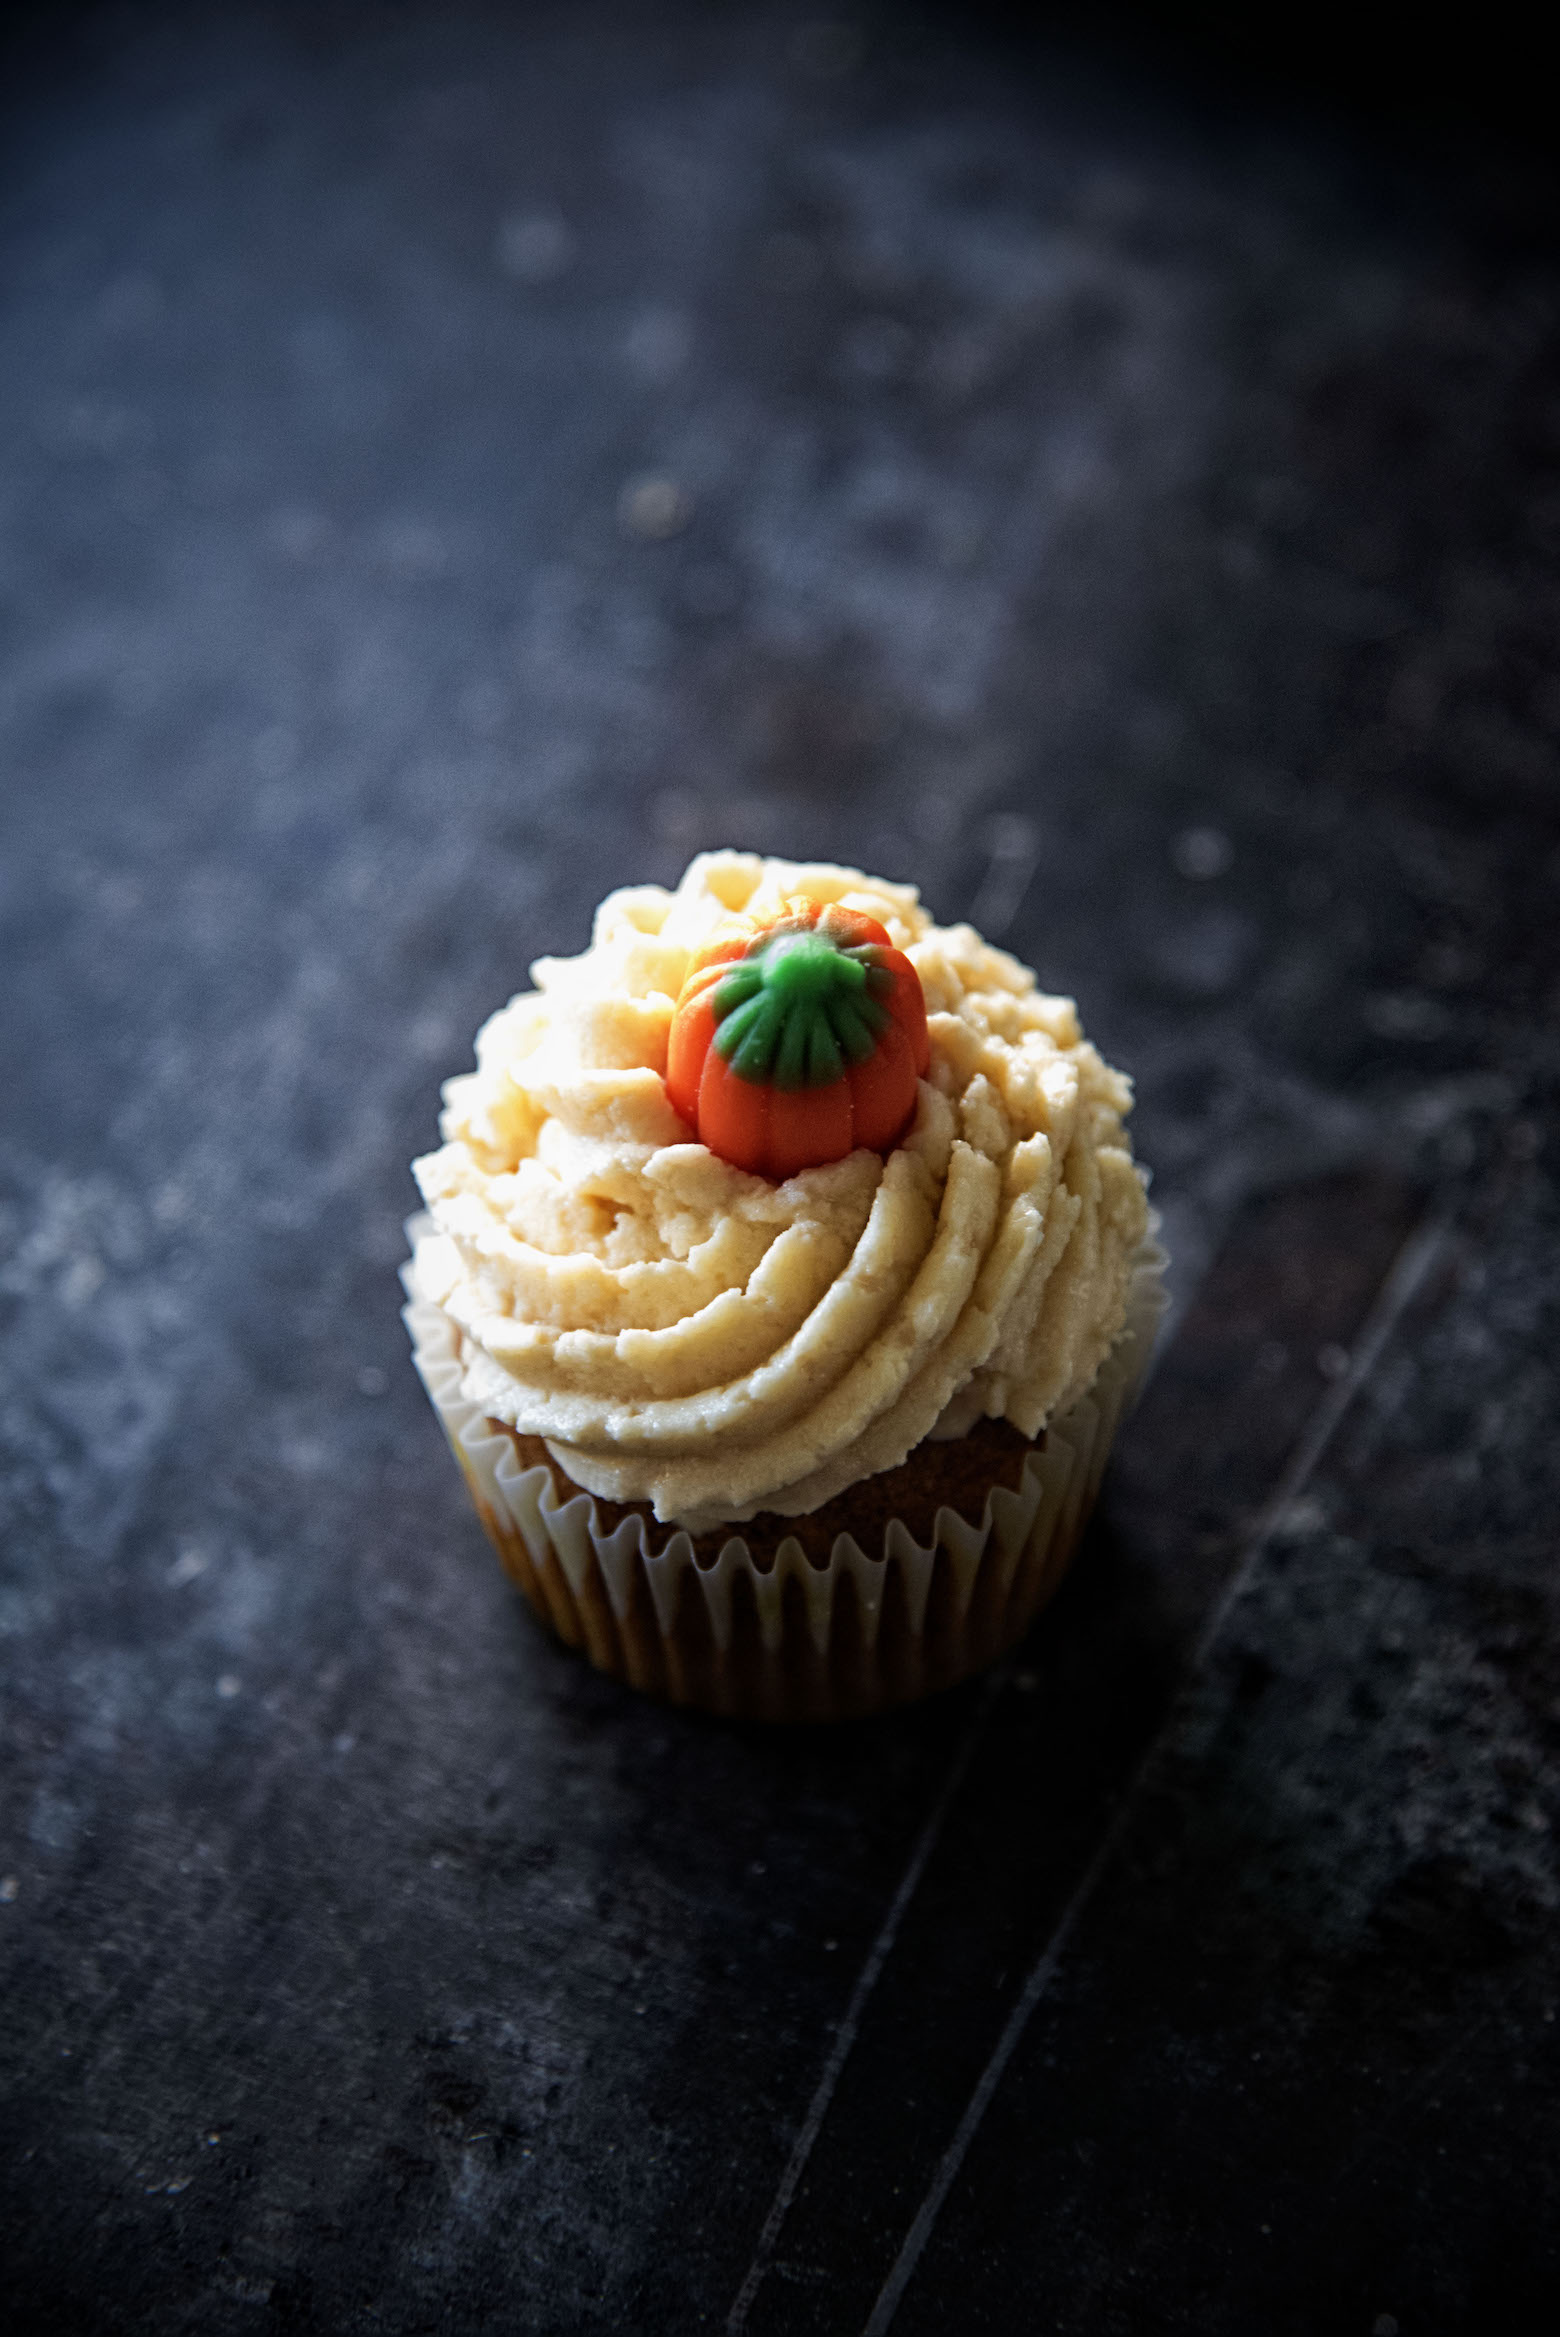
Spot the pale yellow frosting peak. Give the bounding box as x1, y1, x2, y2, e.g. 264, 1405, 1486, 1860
411, 851, 1148, 1528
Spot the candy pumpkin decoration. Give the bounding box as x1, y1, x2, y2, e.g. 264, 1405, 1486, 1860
666, 896, 930, 1179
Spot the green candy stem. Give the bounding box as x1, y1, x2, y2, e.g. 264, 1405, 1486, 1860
712, 926, 892, 1089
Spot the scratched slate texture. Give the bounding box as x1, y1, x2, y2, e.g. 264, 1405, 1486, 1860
1, 6, 1557, 2334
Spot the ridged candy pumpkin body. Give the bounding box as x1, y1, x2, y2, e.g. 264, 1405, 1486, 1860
666, 897, 930, 1179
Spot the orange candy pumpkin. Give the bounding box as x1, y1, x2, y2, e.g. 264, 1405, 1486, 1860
666, 896, 930, 1180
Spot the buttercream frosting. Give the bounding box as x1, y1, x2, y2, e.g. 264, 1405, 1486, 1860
411, 852, 1149, 1529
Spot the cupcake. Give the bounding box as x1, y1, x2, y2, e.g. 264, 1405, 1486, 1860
403, 852, 1164, 1721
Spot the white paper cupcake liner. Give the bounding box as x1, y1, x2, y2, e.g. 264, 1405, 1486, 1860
401, 1218, 1167, 1721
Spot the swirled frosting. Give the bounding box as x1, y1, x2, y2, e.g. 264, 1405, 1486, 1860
411, 852, 1149, 1530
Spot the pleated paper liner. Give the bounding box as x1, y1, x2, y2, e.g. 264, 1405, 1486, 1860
402, 1221, 1166, 1723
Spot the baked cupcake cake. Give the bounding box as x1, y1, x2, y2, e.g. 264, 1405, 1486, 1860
403, 852, 1163, 1721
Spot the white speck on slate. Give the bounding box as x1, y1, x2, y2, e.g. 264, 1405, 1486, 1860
618, 475, 693, 540
1173, 825, 1233, 879
495, 211, 575, 284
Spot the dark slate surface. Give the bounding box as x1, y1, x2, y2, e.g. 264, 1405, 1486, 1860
2, 7, 1557, 2332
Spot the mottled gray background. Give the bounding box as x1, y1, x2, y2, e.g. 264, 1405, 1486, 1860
2, 6, 1557, 2333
